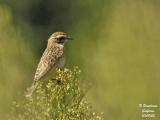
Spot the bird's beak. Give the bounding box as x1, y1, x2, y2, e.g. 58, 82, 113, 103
66, 37, 73, 40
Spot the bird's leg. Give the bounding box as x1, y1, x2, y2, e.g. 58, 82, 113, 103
57, 79, 61, 85
51, 77, 62, 85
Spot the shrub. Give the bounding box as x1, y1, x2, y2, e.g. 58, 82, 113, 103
8, 67, 103, 120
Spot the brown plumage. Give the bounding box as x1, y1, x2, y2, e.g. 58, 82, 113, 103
26, 32, 72, 97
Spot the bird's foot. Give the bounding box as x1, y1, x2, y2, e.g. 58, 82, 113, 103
51, 78, 62, 85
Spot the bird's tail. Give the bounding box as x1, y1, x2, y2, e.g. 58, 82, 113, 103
25, 81, 38, 97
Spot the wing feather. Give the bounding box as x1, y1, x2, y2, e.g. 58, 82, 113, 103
32, 45, 64, 85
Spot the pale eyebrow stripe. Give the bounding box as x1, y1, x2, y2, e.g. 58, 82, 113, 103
56, 35, 66, 38
49, 35, 66, 40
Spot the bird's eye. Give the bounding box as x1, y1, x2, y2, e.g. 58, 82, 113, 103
58, 37, 65, 43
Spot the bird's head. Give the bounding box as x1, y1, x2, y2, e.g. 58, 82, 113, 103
48, 32, 72, 45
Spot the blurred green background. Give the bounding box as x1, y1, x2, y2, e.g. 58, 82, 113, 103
0, 0, 160, 119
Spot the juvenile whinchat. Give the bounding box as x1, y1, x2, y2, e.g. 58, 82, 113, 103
26, 32, 72, 97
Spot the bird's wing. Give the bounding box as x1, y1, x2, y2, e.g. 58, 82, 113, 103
32, 45, 64, 85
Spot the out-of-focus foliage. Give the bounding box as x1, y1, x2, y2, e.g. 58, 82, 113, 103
0, 5, 35, 117
8, 67, 103, 120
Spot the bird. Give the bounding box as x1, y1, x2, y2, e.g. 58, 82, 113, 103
26, 32, 72, 97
